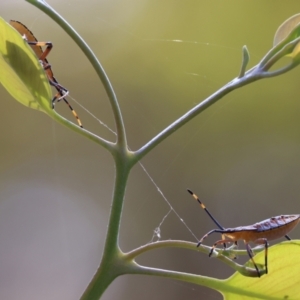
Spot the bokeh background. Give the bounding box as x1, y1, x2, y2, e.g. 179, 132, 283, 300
1, 1, 300, 299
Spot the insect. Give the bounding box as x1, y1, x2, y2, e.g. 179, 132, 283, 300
9, 20, 83, 128
187, 189, 299, 277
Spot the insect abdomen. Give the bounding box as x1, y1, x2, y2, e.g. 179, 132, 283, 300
223, 215, 300, 242
248, 215, 299, 242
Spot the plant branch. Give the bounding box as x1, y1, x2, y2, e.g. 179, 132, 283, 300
125, 240, 264, 277
128, 263, 269, 297
50, 110, 115, 151
134, 36, 300, 163
129, 262, 225, 290
26, 0, 128, 149
261, 60, 300, 78
259, 37, 300, 71
125, 240, 264, 260
134, 73, 258, 162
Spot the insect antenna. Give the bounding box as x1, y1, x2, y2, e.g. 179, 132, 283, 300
51, 83, 83, 128
187, 189, 224, 230
187, 189, 233, 252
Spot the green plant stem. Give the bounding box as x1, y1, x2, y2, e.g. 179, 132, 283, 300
134, 73, 258, 162
129, 263, 276, 299
130, 263, 225, 291
26, 0, 128, 148
50, 110, 115, 151
259, 22, 300, 69
125, 240, 264, 277
133, 30, 300, 162
80, 150, 133, 299
259, 37, 300, 71
261, 61, 300, 77
125, 240, 264, 260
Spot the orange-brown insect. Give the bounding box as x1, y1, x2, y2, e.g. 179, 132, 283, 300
9, 20, 83, 128
188, 189, 299, 277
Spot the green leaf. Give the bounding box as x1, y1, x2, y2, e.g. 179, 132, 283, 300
220, 241, 300, 300
274, 13, 300, 58
0, 17, 52, 113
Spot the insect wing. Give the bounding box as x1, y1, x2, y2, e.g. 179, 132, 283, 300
253, 215, 300, 232
9, 20, 43, 58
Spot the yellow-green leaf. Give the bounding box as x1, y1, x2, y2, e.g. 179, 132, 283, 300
221, 241, 300, 300
274, 14, 300, 58
0, 17, 52, 113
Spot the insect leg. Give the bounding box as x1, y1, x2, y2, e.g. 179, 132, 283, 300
264, 240, 268, 274
285, 235, 291, 240
245, 243, 260, 277
53, 92, 83, 128
254, 238, 269, 274
49, 78, 83, 128
208, 238, 236, 257
62, 97, 83, 128
197, 229, 222, 247
231, 241, 238, 260
27, 41, 53, 61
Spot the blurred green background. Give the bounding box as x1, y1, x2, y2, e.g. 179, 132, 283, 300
1, 1, 300, 299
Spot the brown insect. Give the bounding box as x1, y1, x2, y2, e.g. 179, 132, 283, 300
188, 189, 299, 277
9, 20, 83, 128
